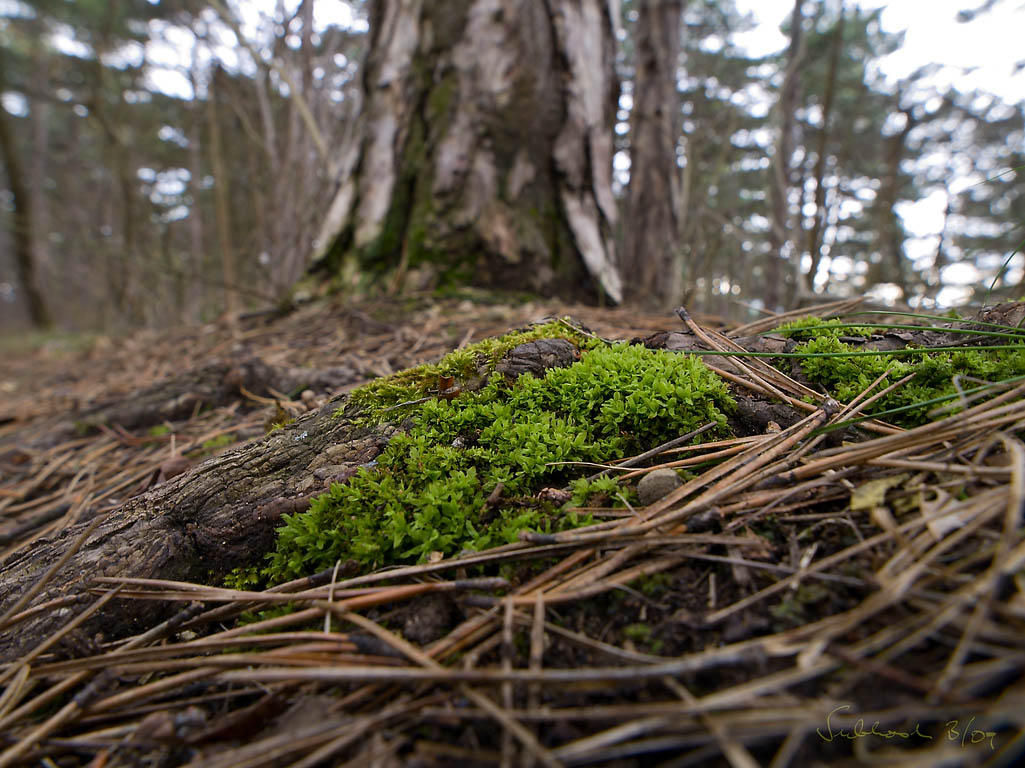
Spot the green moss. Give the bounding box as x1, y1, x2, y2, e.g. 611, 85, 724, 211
223, 565, 262, 591
634, 572, 673, 598
425, 72, 459, 129
264, 339, 734, 583
345, 320, 601, 420
622, 623, 652, 642
197, 433, 237, 455
774, 316, 874, 341
771, 584, 831, 628
0, 329, 100, 356
568, 474, 635, 508
778, 316, 1025, 426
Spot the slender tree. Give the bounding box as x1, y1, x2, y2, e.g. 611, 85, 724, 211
765, 0, 805, 311
800, 3, 844, 303
0, 49, 52, 329
623, 0, 683, 309
669, 0, 767, 315
205, 66, 238, 318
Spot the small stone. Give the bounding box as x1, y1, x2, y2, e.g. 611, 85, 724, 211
637, 468, 683, 505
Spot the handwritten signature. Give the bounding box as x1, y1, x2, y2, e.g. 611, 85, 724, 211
817, 705, 997, 750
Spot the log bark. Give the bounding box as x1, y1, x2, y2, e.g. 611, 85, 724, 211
10, 355, 361, 451
71, 355, 360, 434
0, 400, 391, 662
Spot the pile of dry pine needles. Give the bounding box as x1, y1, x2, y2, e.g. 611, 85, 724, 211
1, 297, 1023, 767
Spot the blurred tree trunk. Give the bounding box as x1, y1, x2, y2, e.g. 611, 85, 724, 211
309, 0, 622, 304
86, 26, 141, 325
876, 102, 916, 298
274, 0, 318, 293
29, 40, 52, 309
0, 52, 52, 330
801, 4, 844, 303
207, 68, 239, 317
930, 184, 952, 300
624, 0, 683, 309
186, 52, 207, 324
766, 0, 805, 311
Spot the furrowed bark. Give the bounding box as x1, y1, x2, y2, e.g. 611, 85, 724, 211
309, 0, 622, 303
0, 400, 390, 662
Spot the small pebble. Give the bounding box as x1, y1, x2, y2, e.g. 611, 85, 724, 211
637, 468, 683, 505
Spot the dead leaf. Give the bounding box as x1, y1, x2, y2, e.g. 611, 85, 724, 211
850, 473, 909, 511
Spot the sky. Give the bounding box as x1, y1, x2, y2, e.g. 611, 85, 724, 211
735, 0, 1025, 107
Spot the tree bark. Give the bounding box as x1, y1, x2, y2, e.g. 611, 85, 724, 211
309, 0, 622, 303
624, 0, 683, 309
0, 400, 389, 662
876, 103, 916, 298
186, 47, 207, 324
206, 67, 239, 318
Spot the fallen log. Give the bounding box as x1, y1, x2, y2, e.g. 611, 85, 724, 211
0, 400, 390, 661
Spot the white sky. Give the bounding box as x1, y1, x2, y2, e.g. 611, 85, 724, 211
736, 0, 1025, 106
143, 0, 365, 99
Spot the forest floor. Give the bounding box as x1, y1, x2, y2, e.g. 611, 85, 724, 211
0, 293, 1023, 768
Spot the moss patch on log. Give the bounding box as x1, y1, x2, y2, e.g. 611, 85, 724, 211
774, 316, 1025, 426
343, 320, 597, 419
258, 325, 734, 584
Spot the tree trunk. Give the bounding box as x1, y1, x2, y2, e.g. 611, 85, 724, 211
801, 4, 844, 302
309, 0, 622, 304
186, 50, 207, 324
0, 52, 52, 330
207, 68, 239, 318
766, 0, 806, 312
876, 103, 915, 299
624, 0, 683, 309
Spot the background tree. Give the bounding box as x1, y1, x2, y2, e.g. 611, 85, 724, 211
622, 0, 683, 309
0, 46, 50, 328
914, 91, 1025, 303
668, 0, 769, 316
0, 0, 365, 329
765, 0, 805, 311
